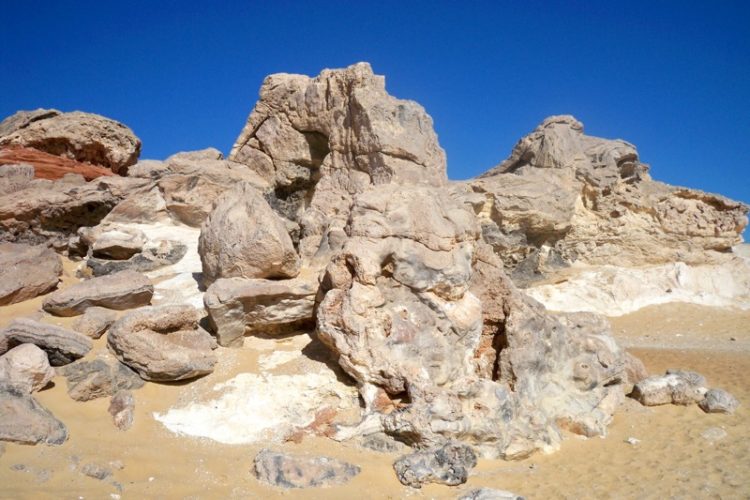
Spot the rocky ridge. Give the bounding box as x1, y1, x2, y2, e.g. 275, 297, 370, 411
0, 63, 746, 493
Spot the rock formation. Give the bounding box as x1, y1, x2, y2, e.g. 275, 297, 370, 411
0, 109, 141, 174
42, 270, 153, 316
0, 319, 92, 366
0, 146, 114, 181
0, 243, 62, 305
455, 115, 749, 284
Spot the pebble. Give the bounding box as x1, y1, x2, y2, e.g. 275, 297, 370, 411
701, 427, 727, 442
625, 437, 641, 445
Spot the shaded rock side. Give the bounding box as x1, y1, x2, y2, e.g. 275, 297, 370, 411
0, 171, 149, 248
198, 181, 300, 286
229, 62, 447, 266
0, 109, 141, 174
0, 384, 68, 445
107, 305, 217, 381
57, 357, 144, 402
204, 275, 317, 347
42, 270, 153, 316
0, 319, 92, 366
0, 243, 62, 305
253, 449, 360, 488
459, 115, 748, 281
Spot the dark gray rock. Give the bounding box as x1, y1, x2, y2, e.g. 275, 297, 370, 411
0, 384, 68, 445
393, 442, 477, 489
253, 449, 360, 489
699, 388, 740, 414
360, 433, 406, 453
0, 318, 92, 366
57, 357, 144, 402
108, 390, 135, 430
86, 240, 187, 277
80, 462, 112, 480
42, 270, 153, 316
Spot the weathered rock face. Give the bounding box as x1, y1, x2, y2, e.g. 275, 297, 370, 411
71, 307, 117, 339
457, 115, 749, 283
0, 109, 141, 174
107, 305, 217, 381
0, 319, 92, 366
252, 449, 360, 489
42, 270, 153, 316
0, 169, 149, 248
0, 146, 114, 181
631, 370, 708, 406
393, 442, 477, 488
57, 356, 144, 402
229, 62, 447, 265
204, 274, 317, 347
317, 184, 631, 459
0, 344, 55, 393
0, 243, 62, 305
198, 182, 300, 286
0, 384, 68, 445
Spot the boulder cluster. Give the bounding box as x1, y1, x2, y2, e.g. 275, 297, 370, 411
0, 63, 746, 490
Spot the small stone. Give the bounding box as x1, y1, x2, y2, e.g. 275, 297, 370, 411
253, 449, 360, 488
393, 441, 477, 489
699, 388, 740, 414
81, 463, 112, 480
459, 488, 526, 500
625, 437, 641, 446
108, 391, 135, 431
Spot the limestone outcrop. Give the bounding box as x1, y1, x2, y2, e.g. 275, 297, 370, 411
456, 115, 749, 283
0, 109, 141, 174
0, 243, 62, 305
229, 62, 446, 266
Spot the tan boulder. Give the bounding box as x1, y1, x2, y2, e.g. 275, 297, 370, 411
0, 344, 55, 393
198, 182, 300, 286
0, 243, 62, 305
42, 270, 153, 316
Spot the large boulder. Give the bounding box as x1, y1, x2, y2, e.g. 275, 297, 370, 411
0, 384, 68, 445
317, 184, 632, 459
0, 344, 55, 393
107, 305, 217, 381
0, 109, 141, 174
0, 243, 62, 305
456, 115, 749, 282
0, 319, 92, 366
204, 274, 317, 347
42, 270, 153, 316
198, 182, 300, 286
229, 63, 447, 265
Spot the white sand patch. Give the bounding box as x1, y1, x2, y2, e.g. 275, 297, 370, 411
153, 371, 358, 444
526, 259, 750, 316
258, 350, 301, 370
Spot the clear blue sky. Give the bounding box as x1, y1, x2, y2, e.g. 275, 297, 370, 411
1, 1, 748, 205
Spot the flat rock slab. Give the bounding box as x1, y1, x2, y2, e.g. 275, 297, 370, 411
204, 276, 316, 347
107, 305, 217, 381
0, 243, 62, 305
0, 318, 92, 366
42, 270, 153, 316
253, 449, 360, 488
393, 442, 477, 489
0, 384, 67, 445
57, 357, 144, 402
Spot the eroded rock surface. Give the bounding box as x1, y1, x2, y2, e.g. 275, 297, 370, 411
631, 370, 708, 406
699, 388, 740, 414
42, 270, 153, 316
0, 384, 67, 445
393, 442, 477, 488
0, 109, 141, 174
0, 344, 55, 393
57, 356, 144, 401
71, 307, 117, 339
457, 115, 748, 283
107, 305, 217, 381
0, 243, 62, 305
0, 319, 92, 366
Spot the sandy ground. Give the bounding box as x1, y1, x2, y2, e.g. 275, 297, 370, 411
1, 262, 749, 499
